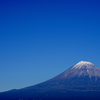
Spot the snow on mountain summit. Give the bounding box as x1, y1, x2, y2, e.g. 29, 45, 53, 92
72, 61, 94, 69
76, 61, 93, 66
63, 61, 100, 78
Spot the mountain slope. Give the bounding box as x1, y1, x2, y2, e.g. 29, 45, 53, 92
49, 61, 100, 86
1, 61, 100, 100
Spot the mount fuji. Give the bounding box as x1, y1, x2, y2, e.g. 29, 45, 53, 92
0, 61, 100, 100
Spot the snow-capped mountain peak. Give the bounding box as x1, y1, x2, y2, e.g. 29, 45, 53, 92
72, 61, 94, 69
63, 61, 100, 78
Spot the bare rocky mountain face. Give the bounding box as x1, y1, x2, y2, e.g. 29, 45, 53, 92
1, 61, 100, 100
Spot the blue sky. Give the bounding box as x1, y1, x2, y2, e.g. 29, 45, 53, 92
0, 0, 100, 92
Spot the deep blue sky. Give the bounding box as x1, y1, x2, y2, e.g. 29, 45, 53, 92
0, 0, 100, 92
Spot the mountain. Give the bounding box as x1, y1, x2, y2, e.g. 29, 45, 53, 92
1, 61, 100, 100
49, 61, 100, 90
